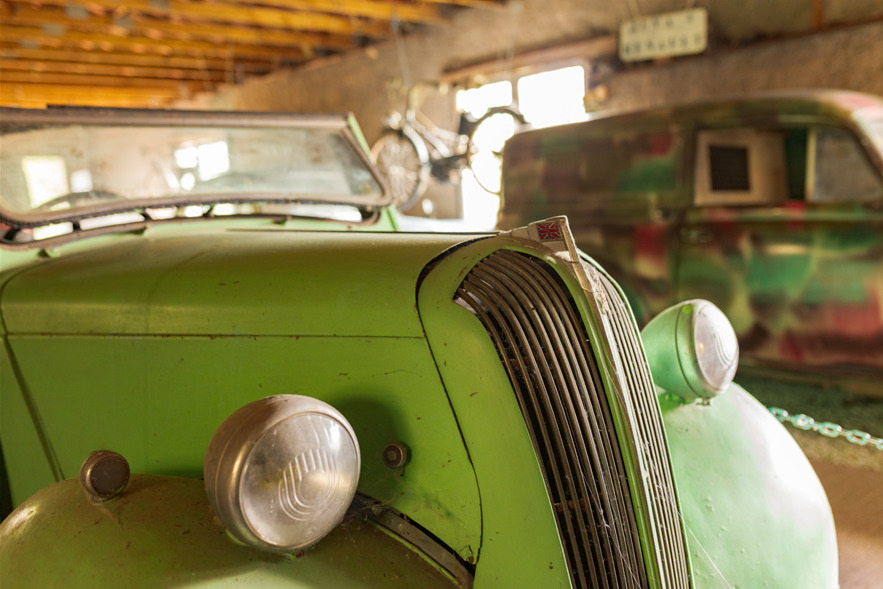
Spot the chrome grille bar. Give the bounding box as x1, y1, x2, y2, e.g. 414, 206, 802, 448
595, 272, 690, 589
456, 249, 647, 589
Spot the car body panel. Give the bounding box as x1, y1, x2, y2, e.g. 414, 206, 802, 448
1, 225, 463, 338
0, 476, 460, 588
1, 221, 838, 588
418, 236, 575, 586
0, 105, 838, 588
0, 228, 484, 561
661, 386, 838, 588
501, 90, 883, 389
675, 205, 883, 373
419, 230, 836, 588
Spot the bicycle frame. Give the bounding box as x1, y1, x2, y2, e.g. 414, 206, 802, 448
372, 81, 526, 209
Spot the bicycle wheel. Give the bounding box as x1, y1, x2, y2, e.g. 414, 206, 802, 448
466, 107, 526, 195
370, 127, 430, 211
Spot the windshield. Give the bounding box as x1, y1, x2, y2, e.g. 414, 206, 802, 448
0, 108, 389, 241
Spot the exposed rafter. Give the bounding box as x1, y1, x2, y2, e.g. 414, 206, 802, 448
0, 0, 508, 108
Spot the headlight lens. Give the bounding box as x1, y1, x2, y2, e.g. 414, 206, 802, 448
641, 300, 739, 401
204, 395, 360, 553
692, 302, 739, 391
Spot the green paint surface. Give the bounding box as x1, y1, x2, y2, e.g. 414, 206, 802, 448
0, 476, 459, 588
661, 386, 838, 588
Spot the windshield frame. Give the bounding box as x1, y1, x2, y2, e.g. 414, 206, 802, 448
0, 106, 392, 231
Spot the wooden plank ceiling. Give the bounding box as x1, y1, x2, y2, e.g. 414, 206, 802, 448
0, 0, 505, 108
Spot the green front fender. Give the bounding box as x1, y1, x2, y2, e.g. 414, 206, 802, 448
661, 384, 839, 588
0, 475, 464, 588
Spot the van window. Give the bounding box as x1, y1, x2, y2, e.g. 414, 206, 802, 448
810, 126, 883, 203
695, 128, 787, 206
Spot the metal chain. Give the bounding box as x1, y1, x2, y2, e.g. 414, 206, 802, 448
769, 407, 883, 451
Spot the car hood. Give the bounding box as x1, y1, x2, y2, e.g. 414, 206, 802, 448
0, 226, 476, 338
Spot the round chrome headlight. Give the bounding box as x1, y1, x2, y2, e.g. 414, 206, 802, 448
641, 300, 739, 401
204, 395, 360, 553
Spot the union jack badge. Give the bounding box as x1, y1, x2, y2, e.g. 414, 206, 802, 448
535, 221, 562, 241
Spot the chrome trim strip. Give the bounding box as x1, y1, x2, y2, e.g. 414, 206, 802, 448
595, 271, 689, 588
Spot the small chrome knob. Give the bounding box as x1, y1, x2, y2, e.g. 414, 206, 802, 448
80, 450, 130, 500
382, 441, 409, 469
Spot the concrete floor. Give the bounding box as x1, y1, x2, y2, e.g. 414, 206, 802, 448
813, 460, 883, 589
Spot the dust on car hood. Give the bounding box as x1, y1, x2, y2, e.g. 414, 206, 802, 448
0, 227, 477, 338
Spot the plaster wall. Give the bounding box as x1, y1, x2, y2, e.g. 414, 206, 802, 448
606, 21, 883, 112
199, 1, 882, 145
187, 1, 883, 217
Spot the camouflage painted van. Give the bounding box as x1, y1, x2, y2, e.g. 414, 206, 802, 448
500, 91, 883, 391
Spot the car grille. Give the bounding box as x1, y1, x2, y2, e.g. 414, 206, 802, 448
455, 248, 688, 589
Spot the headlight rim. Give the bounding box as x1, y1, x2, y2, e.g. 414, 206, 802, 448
204, 394, 361, 554
642, 299, 740, 402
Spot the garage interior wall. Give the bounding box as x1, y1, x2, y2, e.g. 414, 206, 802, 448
182, 0, 883, 144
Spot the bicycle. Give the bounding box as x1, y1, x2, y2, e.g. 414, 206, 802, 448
371, 81, 526, 211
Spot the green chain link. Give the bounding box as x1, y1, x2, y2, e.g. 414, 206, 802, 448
769, 407, 883, 451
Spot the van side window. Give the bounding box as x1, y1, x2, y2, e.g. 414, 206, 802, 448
695, 128, 787, 206
708, 145, 750, 191
809, 126, 883, 203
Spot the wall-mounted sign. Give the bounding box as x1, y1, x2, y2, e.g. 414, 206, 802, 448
619, 8, 708, 62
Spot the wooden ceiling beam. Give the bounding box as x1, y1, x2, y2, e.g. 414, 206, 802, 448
0, 1, 493, 109
0, 46, 273, 74
0, 58, 231, 85
6, 0, 394, 37
411, 0, 506, 7
0, 25, 311, 60
3, 4, 359, 52
0, 70, 206, 92
215, 0, 446, 23
0, 83, 186, 108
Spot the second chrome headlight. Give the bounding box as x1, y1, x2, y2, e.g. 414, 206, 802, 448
641, 299, 739, 402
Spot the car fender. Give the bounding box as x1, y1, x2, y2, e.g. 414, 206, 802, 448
0, 474, 467, 588
661, 383, 839, 588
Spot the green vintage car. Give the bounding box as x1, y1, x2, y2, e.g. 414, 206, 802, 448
0, 107, 836, 588
501, 90, 883, 394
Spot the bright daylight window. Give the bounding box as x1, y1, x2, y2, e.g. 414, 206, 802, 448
518, 66, 588, 129
22, 156, 69, 208
456, 66, 587, 229
456, 81, 513, 230
174, 141, 230, 191
70, 169, 94, 193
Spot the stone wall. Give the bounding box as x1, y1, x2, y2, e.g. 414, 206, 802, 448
184, 2, 883, 218
191, 1, 883, 147
607, 21, 883, 112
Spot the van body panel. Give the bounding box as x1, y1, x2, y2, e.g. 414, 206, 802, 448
502, 90, 883, 387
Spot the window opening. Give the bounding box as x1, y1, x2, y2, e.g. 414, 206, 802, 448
694, 128, 786, 206
457, 65, 588, 229
517, 65, 588, 129
708, 145, 750, 192
22, 156, 69, 207
809, 126, 883, 203
456, 81, 514, 230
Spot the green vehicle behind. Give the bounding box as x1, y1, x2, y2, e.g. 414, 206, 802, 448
0, 106, 837, 587
501, 90, 883, 393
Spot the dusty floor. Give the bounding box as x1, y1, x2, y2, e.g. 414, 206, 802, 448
813, 461, 883, 589
738, 373, 883, 589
